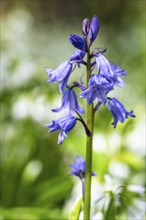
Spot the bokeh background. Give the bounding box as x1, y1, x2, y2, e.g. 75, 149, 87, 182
1, 0, 145, 219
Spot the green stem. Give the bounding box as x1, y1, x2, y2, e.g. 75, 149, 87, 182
83, 47, 94, 220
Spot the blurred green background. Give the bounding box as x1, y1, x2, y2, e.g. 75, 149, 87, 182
1, 0, 145, 219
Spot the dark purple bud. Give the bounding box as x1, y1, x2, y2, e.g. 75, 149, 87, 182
82, 18, 90, 37
69, 34, 87, 51
89, 15, 99, 45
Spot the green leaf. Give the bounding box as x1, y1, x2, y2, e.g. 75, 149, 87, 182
69, 197, 82, 220
104, 195, 117, 220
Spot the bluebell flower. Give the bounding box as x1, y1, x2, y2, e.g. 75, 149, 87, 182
70, 49, 86, 62
108, 98, 136, 128
46, 115, 76, 144
96, 53, 127, 87
80, 74, 113, 105
70, 156, 96, 179
82, 18, 90, 37
52, 89, 85, 115
69, 34, 87, 51
89, 15, 99, 45
45, 61, 72, 93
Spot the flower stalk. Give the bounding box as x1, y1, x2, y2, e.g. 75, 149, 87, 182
83, 46, 94, 220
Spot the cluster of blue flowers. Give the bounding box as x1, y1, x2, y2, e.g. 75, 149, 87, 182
46, 15, 135, 145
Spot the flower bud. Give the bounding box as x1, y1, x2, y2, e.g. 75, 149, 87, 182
69, 34, 87, 51
82, 18, 90, 37
89, 15, 99, 45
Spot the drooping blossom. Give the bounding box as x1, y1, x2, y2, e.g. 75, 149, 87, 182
52, 89, 85, 115
46, 115, 76, 144
70, 156, 96, 179
45, 61, 72, 93
96, 53, 127, 87
80, 74, 113, 105
108, 98, 136, 128
70, 155, 96, 199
